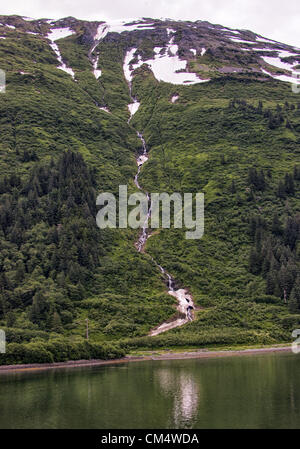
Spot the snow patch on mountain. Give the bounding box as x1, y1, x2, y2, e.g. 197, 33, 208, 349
47, 28, 75, 79
92, 19, 155, 54
123, 36, 210, 85
169, 44, 178, 55
93, 23, 109, 46
275, 73, 300, 84
128, 101, 140, 117
48, 27, 75, 41
123, 48, 139, 82
253, 48, 277, 52
154, 47, 163, 55
92, 54, 102, 79
166, 28, 176, 35
222, 29, 240, 35
262, 56, 296, 72
229, 37, 256, 44
99, 107, 111, 113
108, 19, 155, 33
39, 17, 300, 89
262, 68, 300, 85
93, 18, 155, 43
256, 36, 277, 44
0, 23, 15, 29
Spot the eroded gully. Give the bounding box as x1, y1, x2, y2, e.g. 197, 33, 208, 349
89, 34, 195, 335
127, 89, 195, 336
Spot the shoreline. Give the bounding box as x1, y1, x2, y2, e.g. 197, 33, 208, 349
0, 345, 292, 374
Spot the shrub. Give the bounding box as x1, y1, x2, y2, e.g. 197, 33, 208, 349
0, 340, 125, 365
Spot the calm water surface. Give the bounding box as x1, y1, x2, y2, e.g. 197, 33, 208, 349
0, 353, 300, 429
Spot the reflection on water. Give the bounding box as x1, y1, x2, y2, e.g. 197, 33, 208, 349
174, 373, 199, 427
156, 368, 199, 428
1, 353, 300, 429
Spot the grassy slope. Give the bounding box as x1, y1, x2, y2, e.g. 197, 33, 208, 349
0, 30, 176, 363
128, 70, 300, 348
0, 26, 300, 363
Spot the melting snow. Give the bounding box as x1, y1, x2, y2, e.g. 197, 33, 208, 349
90, 23, 110, 77
123, 48, 139, 82
256, 36, 277, 44
149, 288, 194, 336
92, 54, 102, 79
94, 70, 102, 79
275, 73, 300, 84
229, 37, 255, 44
219, 28, 242, 37
47, 28, 75, 78
262, 55, 296, 72
171, 94, 179, 103
48, 27, 75, 41
277, 49, 299, 59
190, 49, 196, 56
169, 289, 193, 316
154, 47, 163, 55
201, 48, 206, 56
91, 20, 155, 67
137, 154, 148, 166
137, 23, 155, 28
149, 317, 186, 336
99, 107, 111, 113
167, 28, 176, 35
93, 22, 109, 47
139, 53, 207, 84
262, 68, 300, 84
93, 19, 155, 43
262, 69, 271, 75
253, 48, 277, 52
225, 29, 240, 35
109, 20, 155, 33
128, 101, 140, 117
169, 44, 178, 55
124, 39, 210, 85
49, 42, 75, 78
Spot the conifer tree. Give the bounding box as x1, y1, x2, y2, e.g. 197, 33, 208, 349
289, 276, 300, 312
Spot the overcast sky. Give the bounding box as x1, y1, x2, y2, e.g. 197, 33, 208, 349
1, 0, 300, 47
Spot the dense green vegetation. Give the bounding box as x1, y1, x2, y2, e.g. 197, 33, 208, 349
0, 150, 176, 364
0, 17, 300, 365
130, 69, 300, 346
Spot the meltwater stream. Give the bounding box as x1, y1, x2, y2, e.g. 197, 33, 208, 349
128, 95, 194, 336
89, 25, 195, 335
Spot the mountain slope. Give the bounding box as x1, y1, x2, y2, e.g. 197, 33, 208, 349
0, 15, 299, 364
